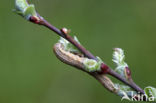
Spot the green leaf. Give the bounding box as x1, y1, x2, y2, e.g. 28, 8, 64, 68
15, 0, 29, 12
83, 57, 102, 72
112, 48, 130, 79
15, 0, 37, 20
23, 4, 37, 19
59, 36, 81, 53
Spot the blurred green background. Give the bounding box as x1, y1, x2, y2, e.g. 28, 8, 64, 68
0, 0, 156, 103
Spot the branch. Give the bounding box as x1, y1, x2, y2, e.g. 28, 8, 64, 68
14, 0, 156, 102
33, 13, 144, 94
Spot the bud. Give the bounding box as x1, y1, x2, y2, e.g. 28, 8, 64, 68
124, 67, 131, 79
14, 0, 38, 20
61, 28, 69, 34
112, 48, 129, 79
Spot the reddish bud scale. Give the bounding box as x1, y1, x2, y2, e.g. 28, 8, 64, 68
29, 16, 40, 24
100, 63, 109, 74
125, 67, 131, 77
61, 28, 68, 34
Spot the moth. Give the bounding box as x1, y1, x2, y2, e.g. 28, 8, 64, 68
53, 43, 85, 71
53, 37, 102, 72
53, 43, 118, 93
53, 37, 117, 93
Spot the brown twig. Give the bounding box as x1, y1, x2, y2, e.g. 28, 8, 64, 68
29, 15, 144, 94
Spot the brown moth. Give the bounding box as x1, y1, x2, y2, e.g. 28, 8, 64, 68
53, 41, 103, 72
53, 43, 86, 71
53, 42, 117, 93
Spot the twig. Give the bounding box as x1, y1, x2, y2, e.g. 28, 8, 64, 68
29, 15, 144, 94
31, 16, 97, 60
14, 0, 147, 100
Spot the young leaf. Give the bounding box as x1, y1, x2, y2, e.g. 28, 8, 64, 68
83, 57, 103, 72
59, 36, 81, 53
112, 48, 130, 79
15, 0, 37, 20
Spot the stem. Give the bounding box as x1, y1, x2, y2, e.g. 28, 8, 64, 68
39, 18, 97, 60
108, 69, 144, 94
29, 15, 144, 94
